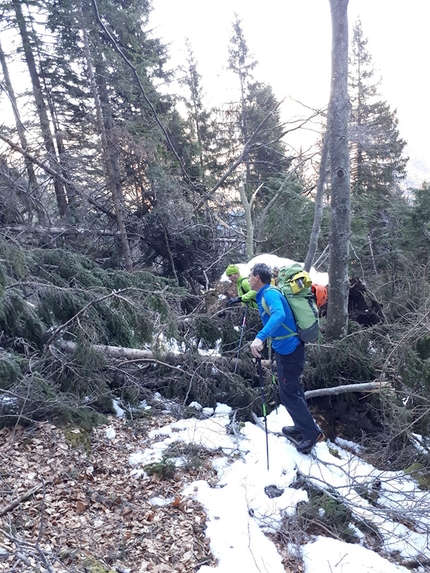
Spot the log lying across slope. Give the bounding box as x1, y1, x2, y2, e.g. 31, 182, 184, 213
56, 341, 392, 398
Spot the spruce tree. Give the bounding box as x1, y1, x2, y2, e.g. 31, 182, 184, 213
178, 41, 221, 185
1, 0, 215, 278
6, 0, 69, 217
349, 20, 408, 274
219, 15, 293, 259
225, 17, 290, 191
402, 182, 430, 265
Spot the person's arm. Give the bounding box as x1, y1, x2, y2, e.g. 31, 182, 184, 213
256, 289, 288, 341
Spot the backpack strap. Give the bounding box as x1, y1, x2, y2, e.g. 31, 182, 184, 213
261, 292, 297, 340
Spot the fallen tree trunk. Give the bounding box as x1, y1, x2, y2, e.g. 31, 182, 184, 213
304, 380, 392, 399
3, 225, 120, 236
56, 341, 392, 399
55, 340, 233, 369
56, 340, 154, 359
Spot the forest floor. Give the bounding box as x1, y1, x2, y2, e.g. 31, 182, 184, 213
0, 413, 299, 572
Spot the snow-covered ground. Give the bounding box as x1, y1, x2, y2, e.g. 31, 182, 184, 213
119, 402, 430, 573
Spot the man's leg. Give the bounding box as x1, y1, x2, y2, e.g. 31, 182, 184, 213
275, 343, 320, 441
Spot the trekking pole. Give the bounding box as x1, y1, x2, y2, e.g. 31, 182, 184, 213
257, 357, 270, 471
234, 304, 248, 373
268, 340, 278, 414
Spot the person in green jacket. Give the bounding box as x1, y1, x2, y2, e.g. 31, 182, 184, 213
224, 264, 258, 309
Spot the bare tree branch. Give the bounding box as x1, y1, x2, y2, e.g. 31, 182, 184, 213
0, 483, 44, 517
0, 131, 115, 218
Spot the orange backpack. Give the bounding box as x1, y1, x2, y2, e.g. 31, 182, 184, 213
311, 283, 328, 308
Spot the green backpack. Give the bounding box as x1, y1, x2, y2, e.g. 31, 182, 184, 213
261, 263, 320, 343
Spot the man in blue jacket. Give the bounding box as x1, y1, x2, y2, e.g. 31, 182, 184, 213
249, 263, 322, 453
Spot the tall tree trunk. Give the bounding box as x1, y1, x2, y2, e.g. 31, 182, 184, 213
239, 181, 254, 259
11, 0, 68, 218
27, 8, 78, 215
51, 119, 79, 217
326, 0, 351, 340
0, 37, 46, 225
304, 125, 330, 272
78, 0, 133, 271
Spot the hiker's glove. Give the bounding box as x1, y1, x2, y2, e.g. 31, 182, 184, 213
250, 338, 264, 358
226, 297, 241, 307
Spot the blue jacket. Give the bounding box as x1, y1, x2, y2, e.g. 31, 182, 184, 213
255, 284, 300, 356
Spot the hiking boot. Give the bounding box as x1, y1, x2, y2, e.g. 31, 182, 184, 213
282, 426, 302, 440
295, 431, 323, 453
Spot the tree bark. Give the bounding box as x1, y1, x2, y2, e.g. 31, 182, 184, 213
304, 380, 391, 399
3, 225, 120, 236
239, 181, 255, 260
11, 0, 68, 218
0, 38, 44, 223
48, 103, 79, 215
326, 0, 351, 340
79, 0, 134, 272
57, 340, 154, 360
304, 125, 330, 272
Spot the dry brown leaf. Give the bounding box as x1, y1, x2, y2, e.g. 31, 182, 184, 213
0, 416, 220, 572
75, 501, 86, 514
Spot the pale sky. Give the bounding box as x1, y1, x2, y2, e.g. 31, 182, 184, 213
149, 0, 430, 187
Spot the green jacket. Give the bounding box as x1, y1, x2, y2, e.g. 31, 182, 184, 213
236, 277, 258, 308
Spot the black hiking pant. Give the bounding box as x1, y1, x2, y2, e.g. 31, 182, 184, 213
275, 342, 320, 441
